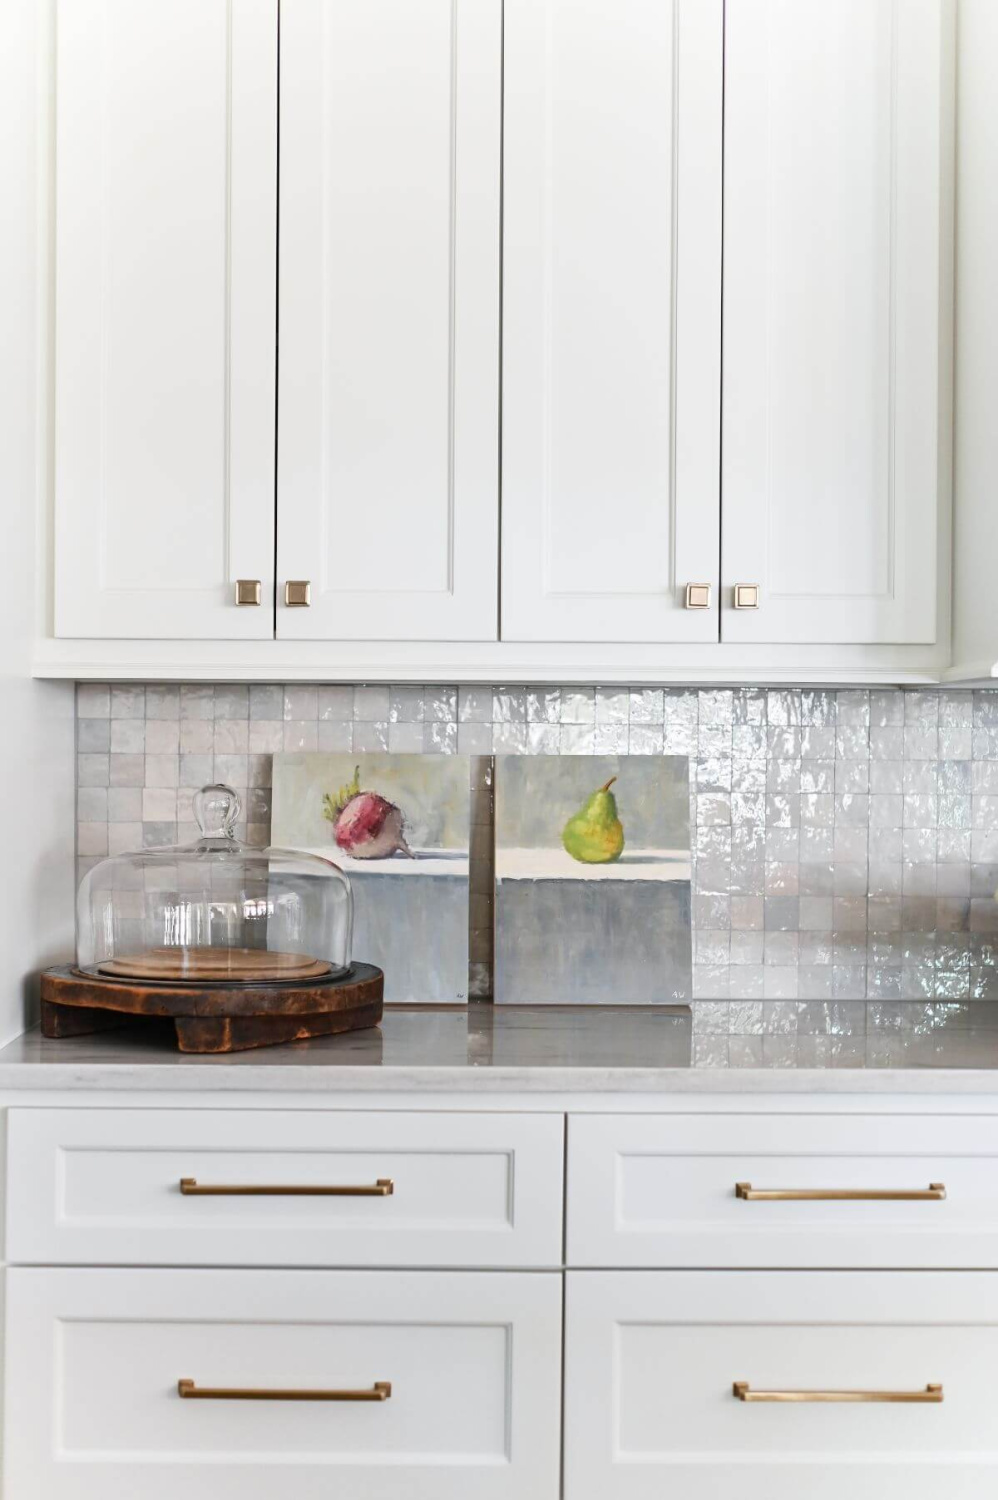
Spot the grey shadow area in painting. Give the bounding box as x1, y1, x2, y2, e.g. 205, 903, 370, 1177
494, 755, 693, 1006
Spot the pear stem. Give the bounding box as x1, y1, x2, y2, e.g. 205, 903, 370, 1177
599, 777, 617, 792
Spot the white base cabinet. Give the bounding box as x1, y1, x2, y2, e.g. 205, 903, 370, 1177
564, 1271, 998, 1500
4, 1268, 562, 1500
5, 1093, 998, 1497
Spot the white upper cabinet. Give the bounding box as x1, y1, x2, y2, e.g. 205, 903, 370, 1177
721, 0, 946, 645
276, 0, 501, 642
501, 0, 723, 644
53, 0, 277, 640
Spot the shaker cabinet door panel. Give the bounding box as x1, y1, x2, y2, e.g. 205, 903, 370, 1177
501, 0, 723, 643
277, 0, 501, 642
54, 0, 277, 640
721, 0, 946, 645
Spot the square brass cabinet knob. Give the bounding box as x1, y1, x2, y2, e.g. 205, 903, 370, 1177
235, 580, 262, 606
734, 583, 760, 610
685, 583, 712, 609
284, 580, 312, 607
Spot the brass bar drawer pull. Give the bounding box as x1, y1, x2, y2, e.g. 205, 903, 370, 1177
179, 1177, 394, 1197
733, 1381, 943, 1404
178, 1379, 392, 1402
735, 1182, 946, 1202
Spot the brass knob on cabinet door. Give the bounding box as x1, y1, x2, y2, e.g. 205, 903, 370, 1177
734, 583, 760, 610
235, 580, 262, 606
685, 583, 711, 609
284, 580, 312, 607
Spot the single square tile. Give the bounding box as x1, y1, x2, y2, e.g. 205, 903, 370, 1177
77, 822, 108, 857
319, 720, 354, 752
77, 683, 110, 718
110, 685, 144, 718
800, 691, 836, 727
79, 753, 110, 787
386, 686, 422, 723
107, 822, 142, 855
457, 722, 493, 755
559, 724, 595, 754
281, 686, 316, 722
730, 931, 765, 965
628, 688, 664, 724
145, 685, 180, 720
145, 754, 179, 787
179, 685, 214, 720
836, 690, 871, 726
628, 724, 664, 755
142, 822, 177, 848
213, 719, 249, 753
284, 721, 318, 752
422, 720, 458, 754
110, 717, 150, 760
594, 724, 628, 755
250, 684, 284, 720
904, 727, 938, 760
765, 896, 800, 931
595, 688, 629, 724
871, 760, 902, 794
870, 689, 904, 726
142, 787, 177, 821
767, 691, 801, 726
107, 787, 142, 820
526, 723, 561, 754
179, 753, 213, 787
353, 720, 389, 753
904, 691, 939, 725
560, 689, 596, 724
78, 719, 110, 752
213, 753, 249, 786
493, 722, 529, 754
145, 719, 180, 754
248, 720, 284, 754
425, 688, 458, 723
457, 687, 492, 723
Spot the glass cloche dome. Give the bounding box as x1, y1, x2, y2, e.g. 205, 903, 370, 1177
77, 785, 353, 983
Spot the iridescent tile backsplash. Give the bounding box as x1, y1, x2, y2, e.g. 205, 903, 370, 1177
75, 684, 998, 1031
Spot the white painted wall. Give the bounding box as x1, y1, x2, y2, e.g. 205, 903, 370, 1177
950, 0, 998, 681
0, 0, 76, 1042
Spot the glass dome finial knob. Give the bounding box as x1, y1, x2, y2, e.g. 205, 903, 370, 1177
192, 783, 241, 840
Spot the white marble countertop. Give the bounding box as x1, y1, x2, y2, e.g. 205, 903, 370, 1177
4, 1004, 998, 1093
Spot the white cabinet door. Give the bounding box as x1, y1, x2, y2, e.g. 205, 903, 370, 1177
722, 0, 946, 644
501, 0, 723, 643
565, 1271, 998, 1500
5, 1268, 562, 1500
277, 0, 500, 642
54, 0, 277, 640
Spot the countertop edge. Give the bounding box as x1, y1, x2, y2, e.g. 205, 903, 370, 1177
4, 1064, 998, 1094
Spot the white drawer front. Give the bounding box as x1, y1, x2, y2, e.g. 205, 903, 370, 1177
7, 1108, 564, 1267
568, 1113, 998, 1267
5, 1267, 562, 1500
565, 1270, 998, 1500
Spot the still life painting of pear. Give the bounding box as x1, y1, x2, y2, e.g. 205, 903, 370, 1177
562, 776, 625, 864
496, 755, 693, 1005
271, 752, 472, 1004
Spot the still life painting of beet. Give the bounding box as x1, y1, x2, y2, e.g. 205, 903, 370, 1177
323, 767, 413, 859
272, 752, 471, 1004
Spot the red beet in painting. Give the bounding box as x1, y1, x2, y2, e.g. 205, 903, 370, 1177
322, 767, 413, 859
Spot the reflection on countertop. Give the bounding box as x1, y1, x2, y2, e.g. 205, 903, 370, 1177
4, 1001, 998, 1092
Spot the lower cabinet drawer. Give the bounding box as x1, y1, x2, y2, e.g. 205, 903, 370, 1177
4, 1268, 562, 1500
6, 1107, 564, 1267
564, 1270, 998, 1500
